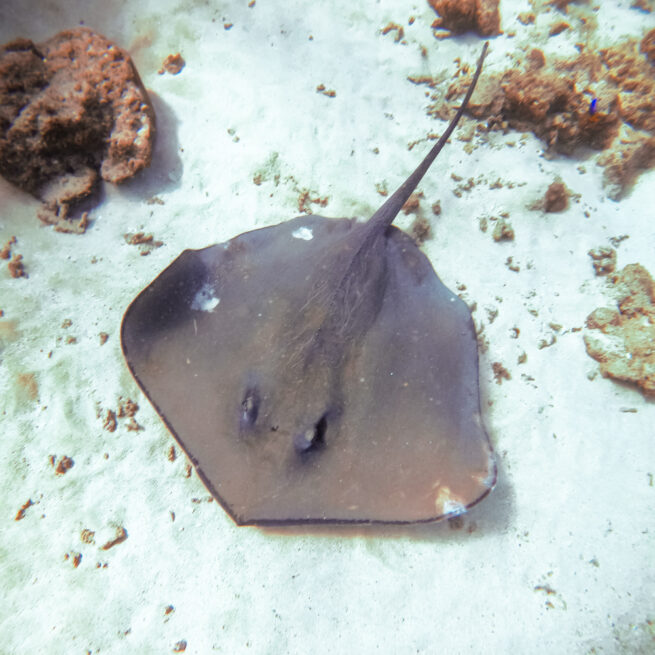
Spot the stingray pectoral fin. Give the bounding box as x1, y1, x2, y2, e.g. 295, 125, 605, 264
121, 247, 211, 359
331, 227, 496, 523
120, 216, 364, 524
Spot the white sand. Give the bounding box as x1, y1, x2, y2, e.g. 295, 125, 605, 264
1, 1, 654, 653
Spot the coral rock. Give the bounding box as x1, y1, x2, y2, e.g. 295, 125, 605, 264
0, 28, 155, 228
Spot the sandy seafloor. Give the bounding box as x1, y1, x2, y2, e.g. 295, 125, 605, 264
1, 0, 654, 653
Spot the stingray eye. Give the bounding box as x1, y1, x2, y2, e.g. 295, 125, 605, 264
293, 414, 327, 454
240, 387, 260, 430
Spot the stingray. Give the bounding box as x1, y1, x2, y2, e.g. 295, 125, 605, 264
121, 43, 495, 526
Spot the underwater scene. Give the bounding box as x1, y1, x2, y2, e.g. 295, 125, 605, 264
1, 0, 654, 653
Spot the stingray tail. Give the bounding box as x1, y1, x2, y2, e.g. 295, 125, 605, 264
368, 41, 489, 232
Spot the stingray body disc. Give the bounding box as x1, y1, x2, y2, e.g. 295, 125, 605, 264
121, 216, 495, 525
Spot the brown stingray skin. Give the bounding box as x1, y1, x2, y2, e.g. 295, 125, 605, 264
121, 44, 495, 526
121, 217, 495, 525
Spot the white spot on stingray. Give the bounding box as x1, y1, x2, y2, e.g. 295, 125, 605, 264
292, 226, 313, 241
434, 486, 467, 517
191, 283, 220, 312
442, 499, 467, 516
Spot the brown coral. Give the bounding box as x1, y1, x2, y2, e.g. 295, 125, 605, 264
158, 53, 185, 75
600, 40, 655, 134
543, 181, 570, 212
0, 28, 155, 229
640, 28, 655, 64
598, 135, 655, 199
427, 37, 655, 195
588, 247, 617, 276
467, 67, 619, 154
54, 455, 75, 475
584, 264, 655, 396
428, 0, 501, 37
